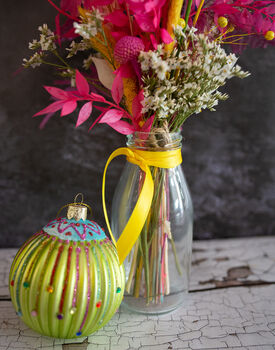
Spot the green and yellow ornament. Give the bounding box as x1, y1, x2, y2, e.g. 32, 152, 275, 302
9, 195, 125, 338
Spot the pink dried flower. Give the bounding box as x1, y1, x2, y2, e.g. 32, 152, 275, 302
114, 36, 145, 64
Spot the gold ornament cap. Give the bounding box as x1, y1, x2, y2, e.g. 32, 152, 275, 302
67, 193, 88, 221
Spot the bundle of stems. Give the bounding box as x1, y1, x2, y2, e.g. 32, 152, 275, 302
125, 131, 182, 304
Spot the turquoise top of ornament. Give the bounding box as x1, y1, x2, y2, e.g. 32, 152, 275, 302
43, 217, 106, 242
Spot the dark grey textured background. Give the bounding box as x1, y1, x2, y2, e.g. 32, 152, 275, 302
0, 1, 274, 248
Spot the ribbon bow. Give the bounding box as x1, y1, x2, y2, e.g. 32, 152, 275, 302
102, 147, 182, 264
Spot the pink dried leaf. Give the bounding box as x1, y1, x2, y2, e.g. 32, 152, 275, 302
141, 114, 154, 132
147, 0, 166, 11
90, 0, 113, 5
253, 1, 275, 6
75, 70, 89, 95
236, 0, 254, 4
150, 33, 158, 49
266, 4, 275, 14
132, 90, 144, 120
60, 0, 81, 16
98, 109, 125, 124
105, 10, 129, 27
114, 63, 135, 78
211, 3, 239, 15
160, 28, 173, 44
261, 17, 272, 32
61, 100, 77, 116
39, 112, 55, 129
90, 92, 106, 102
135, 13, 155, 32
152, 8, 160, 29
44, 86, 71, 100
111, 73, 124, 105
94, 105, 109, 112
33, 100, 65, 117
106, 120, 135, 135
253, 12, 265, 32
76, 101, 92, 127
111, 31, 129, 41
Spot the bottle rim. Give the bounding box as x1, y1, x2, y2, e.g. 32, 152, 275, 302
127, 131, 182, 151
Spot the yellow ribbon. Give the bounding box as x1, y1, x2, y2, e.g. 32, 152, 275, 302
102, 147, 182, 265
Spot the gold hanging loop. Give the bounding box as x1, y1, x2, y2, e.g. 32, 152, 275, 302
56, 195, 92, 221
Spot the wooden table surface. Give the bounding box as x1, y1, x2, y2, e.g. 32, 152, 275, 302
1, 236, 275, 350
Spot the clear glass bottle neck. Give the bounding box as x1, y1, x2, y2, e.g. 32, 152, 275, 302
127, 131, 182, 151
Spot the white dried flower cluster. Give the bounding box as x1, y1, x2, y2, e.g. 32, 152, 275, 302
83, 54, 94, 70
139, 45, 188, 80
23, 24, 56, 68
139, 30, 250, 125
29, 24, 56, 51
73, 9, 103, 40
173, 25, 198, 43
23, 52, 43, 68
66, 40, 91, 58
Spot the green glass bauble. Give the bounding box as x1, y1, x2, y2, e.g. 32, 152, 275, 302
9, 199, 125, 338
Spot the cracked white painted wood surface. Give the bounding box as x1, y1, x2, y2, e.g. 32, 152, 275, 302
1, 237, 275, 350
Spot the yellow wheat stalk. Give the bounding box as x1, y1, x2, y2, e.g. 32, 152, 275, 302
123, 77, 139, 115
165, 0, 184, 52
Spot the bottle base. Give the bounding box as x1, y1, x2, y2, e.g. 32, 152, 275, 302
121, 291, 188, 315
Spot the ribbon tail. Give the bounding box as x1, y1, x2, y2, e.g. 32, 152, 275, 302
102, 147, 133, 249
116, 166, 154, 265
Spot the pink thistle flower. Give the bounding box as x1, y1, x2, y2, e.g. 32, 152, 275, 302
114, 36, 145, 65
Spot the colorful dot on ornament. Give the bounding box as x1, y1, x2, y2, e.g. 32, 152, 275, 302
47, 285, 54, 293
76, 223, 80, 227
116, 287, 121, 294
10, 280, 14, 286
70, 307, 77, 315
76, 331, 82, 336
96, 301, 102, 308
23, 281, 30, 288
65, 232, 72, 236
57, 313, 63, 320
31, 310, 37, 317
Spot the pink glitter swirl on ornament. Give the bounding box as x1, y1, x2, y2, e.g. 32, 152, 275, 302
57, 220, 86, 240
72, 246, 81, 308
78, 247, 91, 333
58, 246, 73, 316
49, 245, 64, 286
114, 36, 144, 64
